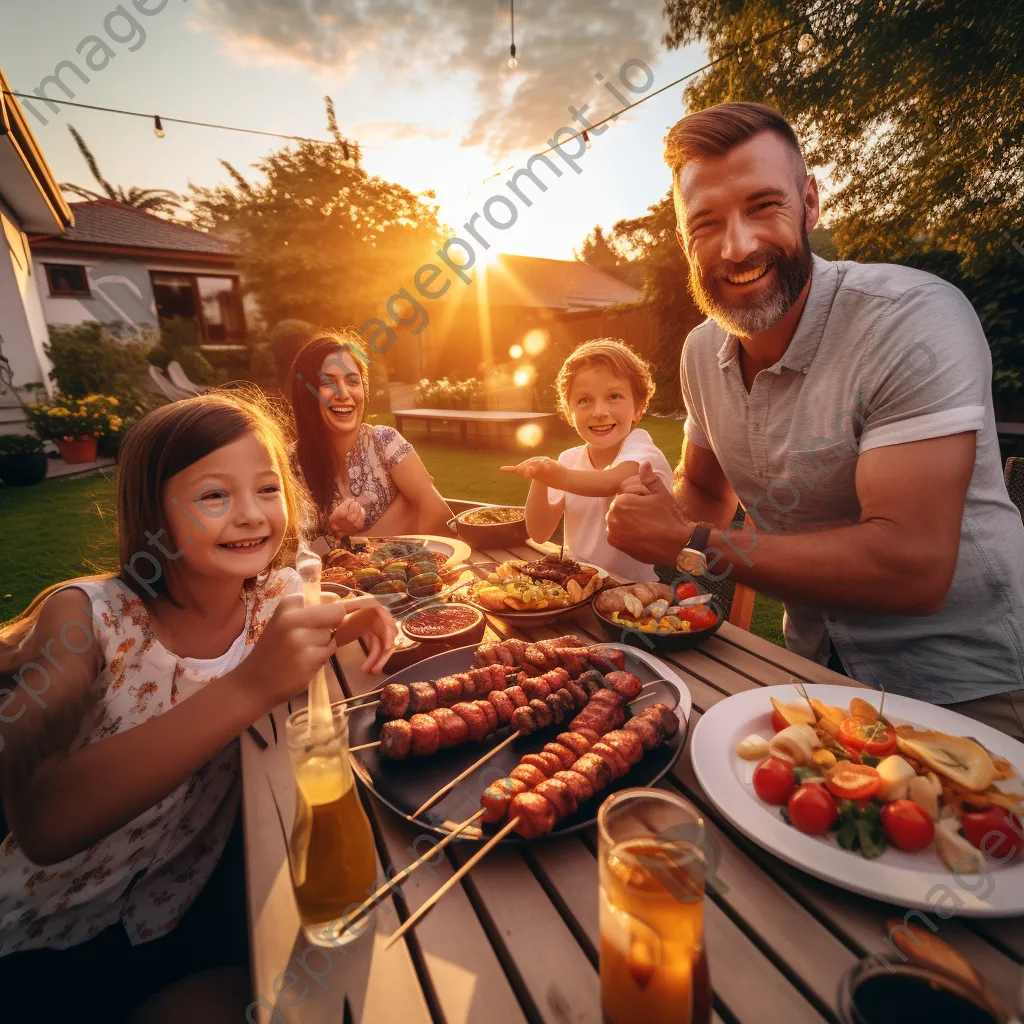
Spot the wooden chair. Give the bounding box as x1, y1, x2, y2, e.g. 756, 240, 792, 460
1005, 457, 1024, 522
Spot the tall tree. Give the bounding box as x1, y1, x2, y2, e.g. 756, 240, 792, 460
60, 126, 182, 217
661, 0, 1022, 270
188, 97, 443, 332
575, 226, 644, 288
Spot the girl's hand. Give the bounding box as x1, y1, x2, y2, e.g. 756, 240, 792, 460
240, 593, 362, 706
329, 497, 366, 536
501, 457, 567, 489
332, 600, 397, 674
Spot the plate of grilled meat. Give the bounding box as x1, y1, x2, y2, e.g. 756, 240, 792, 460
345, 633, 691, 840
457, 555, 610, 626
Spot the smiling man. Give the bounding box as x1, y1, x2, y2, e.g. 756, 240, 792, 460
606, 102, 1024, 738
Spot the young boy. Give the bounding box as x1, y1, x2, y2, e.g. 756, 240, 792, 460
502, 338, 673, 581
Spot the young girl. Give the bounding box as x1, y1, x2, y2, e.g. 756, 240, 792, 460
0, 390, 395, 1022
503, 338, 674, 582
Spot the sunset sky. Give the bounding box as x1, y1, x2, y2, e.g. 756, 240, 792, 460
1, 0, 710, 259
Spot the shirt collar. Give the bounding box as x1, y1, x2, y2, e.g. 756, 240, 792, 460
713, 254, 839, 375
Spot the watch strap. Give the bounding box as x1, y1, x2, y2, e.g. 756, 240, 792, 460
687, 524, 712, 554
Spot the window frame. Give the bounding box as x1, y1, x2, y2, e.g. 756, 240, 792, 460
149, 271, 246, 343
44, 263, 92, 298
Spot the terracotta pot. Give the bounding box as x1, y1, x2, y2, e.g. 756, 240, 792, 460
56, 436, 99, 464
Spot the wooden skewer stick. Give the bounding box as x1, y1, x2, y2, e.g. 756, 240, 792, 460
341, 809, 488, 932
344, 700, 379, 714
412, 732, 520, 819
334, 686, 385, 707
385, 817, 521, 950
349, 740, 380, 753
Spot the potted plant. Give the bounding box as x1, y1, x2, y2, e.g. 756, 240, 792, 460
0, 434, 48, 486
27, 394, 122, 465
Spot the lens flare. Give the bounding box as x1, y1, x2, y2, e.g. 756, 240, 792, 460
516, 423, 543, 448
513, 367, 535, 388
523, 329, 548, 356
509, 344, 524, 360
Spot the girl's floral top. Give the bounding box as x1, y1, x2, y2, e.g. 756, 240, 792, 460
0, 567, 302, 954
326, 424, 412, 538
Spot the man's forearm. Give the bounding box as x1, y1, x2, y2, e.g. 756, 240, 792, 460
707, 518, 948, 615
675, 474, 736, 531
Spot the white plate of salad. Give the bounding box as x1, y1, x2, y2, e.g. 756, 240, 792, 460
691, 683, 1024, 916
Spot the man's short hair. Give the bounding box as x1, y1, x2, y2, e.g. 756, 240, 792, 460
664, 102, 806, 192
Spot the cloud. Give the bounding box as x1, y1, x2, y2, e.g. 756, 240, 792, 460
191, 0, 665, 158
351, 121, 451, 142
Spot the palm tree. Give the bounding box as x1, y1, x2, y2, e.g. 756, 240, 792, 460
60, 126, 182, 217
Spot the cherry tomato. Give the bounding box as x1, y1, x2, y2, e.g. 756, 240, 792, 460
961, 808, 1024, 861
787, 784, 839, 834
753, 757, 797, 805
675, 582, 699, 602
839, 716, 898, 757
880, 800, 935, 852
825, 762, 881, 802
692, 608, 718, 630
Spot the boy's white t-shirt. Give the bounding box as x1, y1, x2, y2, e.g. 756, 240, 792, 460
547, 428, 674, 582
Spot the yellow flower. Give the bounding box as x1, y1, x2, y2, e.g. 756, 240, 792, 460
109, 416, 123, 431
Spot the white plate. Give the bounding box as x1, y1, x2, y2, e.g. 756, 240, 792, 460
691, 684, 1024, 917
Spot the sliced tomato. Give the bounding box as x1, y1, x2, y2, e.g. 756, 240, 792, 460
838, 716, 897, 757
753, 757, 796, 805
675, 582, 699, 602
787, 784, 839, 834
771, 709, 790, 733
825, 762, 881, 802
961, 808, 1024, 861
881, 800, 935, 852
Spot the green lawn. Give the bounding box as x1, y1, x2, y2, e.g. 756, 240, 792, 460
1, 416, 786, 646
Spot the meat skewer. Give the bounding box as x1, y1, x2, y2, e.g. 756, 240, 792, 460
372, 646, 625, 722
472, 634, 585, 668
352, 669, 644, 761
384, 704, 679, 948
410, 675, 649, 819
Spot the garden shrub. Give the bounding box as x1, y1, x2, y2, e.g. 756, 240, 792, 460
45, 322, 151, 402
269, 319, 316, 382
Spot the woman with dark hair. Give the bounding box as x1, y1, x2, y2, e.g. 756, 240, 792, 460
290, 330, 453, 541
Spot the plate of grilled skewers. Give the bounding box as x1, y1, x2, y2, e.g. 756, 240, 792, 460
343, 633, 691, 842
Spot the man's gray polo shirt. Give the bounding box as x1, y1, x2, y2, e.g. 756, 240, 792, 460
680, 255, 1024, 703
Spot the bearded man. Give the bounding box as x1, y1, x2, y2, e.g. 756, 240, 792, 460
606, 102, 1024, 739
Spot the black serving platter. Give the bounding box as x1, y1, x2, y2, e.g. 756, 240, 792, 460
345, 640, 691, 842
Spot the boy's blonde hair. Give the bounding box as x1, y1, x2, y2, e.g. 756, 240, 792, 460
555, 338, 656, 423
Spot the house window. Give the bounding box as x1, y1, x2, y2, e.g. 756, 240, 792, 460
45, 264, 91, 298
151, 272, 245, 342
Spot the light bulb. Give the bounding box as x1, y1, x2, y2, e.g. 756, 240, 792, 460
153, 115, 165, 139
583, 130, 592, 150
507, 55, 518, 69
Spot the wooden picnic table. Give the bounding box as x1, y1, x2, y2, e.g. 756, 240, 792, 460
242, 540, 1024, 1024
392, 408, 556, 446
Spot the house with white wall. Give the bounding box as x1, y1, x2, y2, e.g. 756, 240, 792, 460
0, 68, 73, 433
29, 200, 249, 345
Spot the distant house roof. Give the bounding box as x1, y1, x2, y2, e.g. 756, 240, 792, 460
30, 200, 237, 262
0, 67, 73, 233
447, 253, 641, 312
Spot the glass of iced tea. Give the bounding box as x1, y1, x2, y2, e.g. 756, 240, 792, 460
286, 703, 377, 947
598, 788, 711, 1024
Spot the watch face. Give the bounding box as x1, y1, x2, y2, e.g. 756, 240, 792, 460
676, 548, 708, 576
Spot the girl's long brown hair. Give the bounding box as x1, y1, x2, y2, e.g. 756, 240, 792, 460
289, 329, 370, 523
0, 387, 311, 669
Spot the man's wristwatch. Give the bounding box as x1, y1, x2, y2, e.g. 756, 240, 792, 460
675, 523, 713, 576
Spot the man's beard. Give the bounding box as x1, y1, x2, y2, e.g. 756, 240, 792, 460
688, 232, 813, 337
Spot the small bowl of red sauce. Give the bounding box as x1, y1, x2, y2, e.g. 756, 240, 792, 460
400, 604, 486, 647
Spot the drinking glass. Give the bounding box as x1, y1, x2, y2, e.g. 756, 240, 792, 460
286, 702, 377, 947
598, 788, 711, 1024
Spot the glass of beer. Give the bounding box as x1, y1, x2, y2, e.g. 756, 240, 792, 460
598, 788, 711, 1024
286, 702, 377, 947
